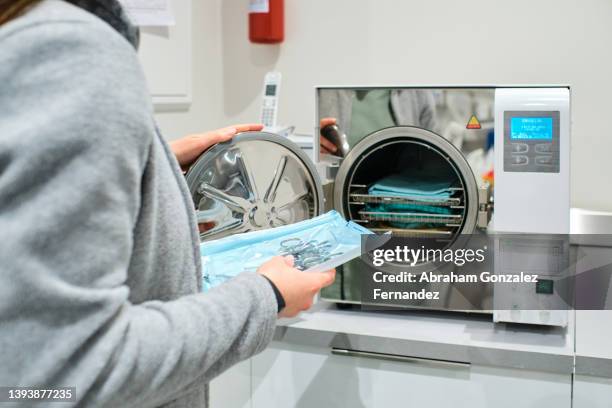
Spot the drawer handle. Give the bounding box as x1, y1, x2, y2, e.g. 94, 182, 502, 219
331, 348, 470, 369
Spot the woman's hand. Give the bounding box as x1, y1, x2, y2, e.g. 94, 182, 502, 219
319, 117, 338, 154
170, 123, 264, 170
258, 256, 336, 318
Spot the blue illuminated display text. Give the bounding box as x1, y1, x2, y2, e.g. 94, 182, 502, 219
510, 117, 553, 140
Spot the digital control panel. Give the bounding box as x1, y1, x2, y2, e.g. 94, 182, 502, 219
504, 111, 560, 173
494, 88, 570, 326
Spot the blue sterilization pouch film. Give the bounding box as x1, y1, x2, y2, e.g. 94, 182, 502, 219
200, 210, 371, 291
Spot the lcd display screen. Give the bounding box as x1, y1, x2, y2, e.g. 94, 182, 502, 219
265, 84, 277, 96
510, 117, 553, 140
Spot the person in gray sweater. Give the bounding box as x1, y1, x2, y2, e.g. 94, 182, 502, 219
0, 0, 335, 407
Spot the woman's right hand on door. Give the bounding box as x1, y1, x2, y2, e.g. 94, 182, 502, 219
319, 117, 338, 154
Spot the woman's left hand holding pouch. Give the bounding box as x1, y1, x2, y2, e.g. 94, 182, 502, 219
171, 123, 264, 170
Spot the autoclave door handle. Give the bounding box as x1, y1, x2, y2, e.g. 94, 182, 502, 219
331, 348, 471, 370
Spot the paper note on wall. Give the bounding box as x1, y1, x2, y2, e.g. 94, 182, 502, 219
119, 0, 175, 27
249, 0, 270, 13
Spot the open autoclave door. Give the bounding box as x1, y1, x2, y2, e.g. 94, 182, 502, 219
185, 132, 324, 242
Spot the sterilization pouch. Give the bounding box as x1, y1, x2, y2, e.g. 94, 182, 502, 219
200, 210, 372, 291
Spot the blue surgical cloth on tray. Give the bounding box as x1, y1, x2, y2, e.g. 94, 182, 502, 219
366, 172, 457, 228
368, 173, 455, 200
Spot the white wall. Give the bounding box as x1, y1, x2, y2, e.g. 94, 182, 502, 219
152, 0, 225, 139
154, 0, 612, 211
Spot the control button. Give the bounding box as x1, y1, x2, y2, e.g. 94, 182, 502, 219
511, 143, 529, 153
535, 144, 553, 154
535, 156, 553, 165
511, 155, 528, 165
536, 279, 554, 294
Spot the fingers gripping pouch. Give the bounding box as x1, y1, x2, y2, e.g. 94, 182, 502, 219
200, 211, 371, 291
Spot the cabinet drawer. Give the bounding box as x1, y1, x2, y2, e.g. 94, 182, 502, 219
251, 342, 571, 408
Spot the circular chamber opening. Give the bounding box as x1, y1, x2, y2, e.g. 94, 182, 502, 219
335, 127, 479, 266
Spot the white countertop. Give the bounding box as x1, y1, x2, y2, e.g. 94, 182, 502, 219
281, 302, 573, 355
274, 302, 575, 373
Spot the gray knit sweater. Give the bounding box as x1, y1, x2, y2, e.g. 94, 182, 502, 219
0, 1, 277, 407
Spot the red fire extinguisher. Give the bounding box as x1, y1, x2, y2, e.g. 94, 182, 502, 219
249, 0, 284, 44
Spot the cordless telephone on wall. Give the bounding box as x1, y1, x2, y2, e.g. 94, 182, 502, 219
261, 72, 281, 129
260, 71, 313, 160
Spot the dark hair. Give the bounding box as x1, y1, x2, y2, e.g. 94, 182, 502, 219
0, 0, 41, 25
